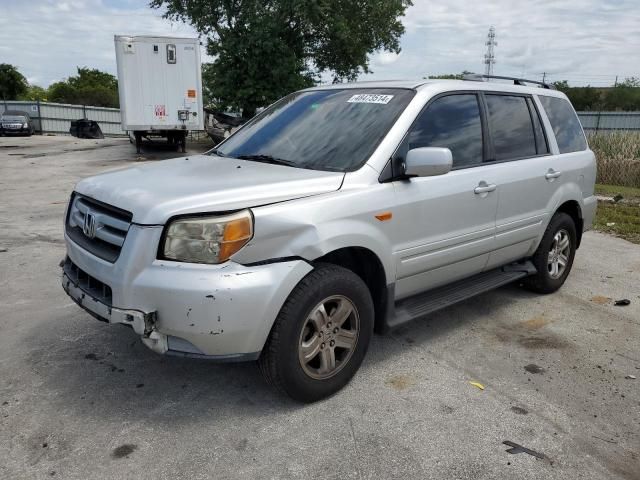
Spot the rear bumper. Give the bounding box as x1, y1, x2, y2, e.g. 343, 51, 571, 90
62, 225, 313, 359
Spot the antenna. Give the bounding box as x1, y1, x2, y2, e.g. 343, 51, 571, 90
484, 26, 497, 76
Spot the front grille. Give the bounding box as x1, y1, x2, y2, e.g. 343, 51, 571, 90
63, 257, 113, 305
65, 193, 132, 263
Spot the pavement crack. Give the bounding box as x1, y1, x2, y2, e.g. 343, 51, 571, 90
348, 418, 363, 480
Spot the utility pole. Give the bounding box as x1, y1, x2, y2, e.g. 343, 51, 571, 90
614, 75, 618, 87
484, 26, 497, 75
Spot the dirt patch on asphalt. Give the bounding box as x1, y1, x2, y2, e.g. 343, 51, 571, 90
494, 314, 570, 350
591, 295, 612, 305
385, 374, 415, 391
520, 315, 550, 330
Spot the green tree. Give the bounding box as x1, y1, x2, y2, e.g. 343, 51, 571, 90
151, 0, 412, 117
0, 63, 28, 100
567, 87, 602, 111
47, 67, 119, 107
19, 85, 48, 101
604, 78, 640, 111
427, 71, 474, 80
554, 78, 640, 111
619, 77, 640, 88
552, 80, 570, 93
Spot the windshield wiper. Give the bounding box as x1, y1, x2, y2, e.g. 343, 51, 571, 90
234, 154, 298, 167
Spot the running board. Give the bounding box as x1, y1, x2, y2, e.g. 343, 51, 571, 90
387, 261, 536, 330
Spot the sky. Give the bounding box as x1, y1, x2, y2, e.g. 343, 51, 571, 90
1, 0, 639, 88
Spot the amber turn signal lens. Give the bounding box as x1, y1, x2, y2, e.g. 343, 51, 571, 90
219, 216, 253, 261
375, 212, 393, 221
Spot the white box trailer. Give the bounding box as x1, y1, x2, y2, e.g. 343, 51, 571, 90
114, 35, 204, 153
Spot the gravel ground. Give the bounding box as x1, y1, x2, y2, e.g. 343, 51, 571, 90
1, 135, 639, 480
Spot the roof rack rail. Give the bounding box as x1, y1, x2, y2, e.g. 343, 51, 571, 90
462, 73, 556, 90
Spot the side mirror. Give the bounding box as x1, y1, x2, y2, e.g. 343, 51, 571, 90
404, 147, 452, 177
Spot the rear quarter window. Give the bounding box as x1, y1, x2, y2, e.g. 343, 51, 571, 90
538, 96, 587, 154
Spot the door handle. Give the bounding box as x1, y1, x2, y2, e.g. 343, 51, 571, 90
474, 183, 497, 194
545, 169, 562, 180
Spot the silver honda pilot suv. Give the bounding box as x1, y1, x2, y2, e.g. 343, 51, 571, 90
62, 77, 596, 402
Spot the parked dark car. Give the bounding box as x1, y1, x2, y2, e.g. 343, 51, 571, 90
0, 110, 35, 136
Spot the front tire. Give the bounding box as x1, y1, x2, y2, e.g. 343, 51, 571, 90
523, 212, 577, 294
259, 264, 374, 403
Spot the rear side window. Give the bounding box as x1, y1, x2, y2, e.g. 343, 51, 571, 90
406, 94, 483, 168
485, 95, 537, 161
538, 96, 587, 153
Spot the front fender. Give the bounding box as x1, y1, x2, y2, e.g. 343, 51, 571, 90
231, 187, 397, 284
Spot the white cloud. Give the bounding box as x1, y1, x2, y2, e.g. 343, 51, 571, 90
373, 51, 402, 66
0, 0, 206, 86
0, 0, 638, 88
368, 0, 640, 86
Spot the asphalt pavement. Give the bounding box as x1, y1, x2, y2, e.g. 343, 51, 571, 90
1, 135, 638, 479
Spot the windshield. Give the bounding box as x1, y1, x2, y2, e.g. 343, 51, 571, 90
2, 115, 27, 122
214, 88, 414, 172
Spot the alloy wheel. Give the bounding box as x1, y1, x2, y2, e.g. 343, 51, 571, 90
548, 229, 571, 279
297, 295, 360, 380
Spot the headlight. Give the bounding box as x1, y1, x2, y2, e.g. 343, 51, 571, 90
161, 210, 253, 264
23, 123, 28, 128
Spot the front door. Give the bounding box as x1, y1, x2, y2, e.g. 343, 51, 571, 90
390, 93, 498, 299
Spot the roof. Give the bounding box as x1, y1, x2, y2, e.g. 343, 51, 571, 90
114, 35, 198, 43
309, 78, 565, 97
310, 79, 430, 90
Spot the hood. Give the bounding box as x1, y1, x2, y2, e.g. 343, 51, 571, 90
74, 155, 345, 224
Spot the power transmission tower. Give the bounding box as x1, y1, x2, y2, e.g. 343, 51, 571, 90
484, 26, 497, 75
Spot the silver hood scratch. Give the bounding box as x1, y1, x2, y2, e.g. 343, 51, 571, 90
74, 155, 345, 224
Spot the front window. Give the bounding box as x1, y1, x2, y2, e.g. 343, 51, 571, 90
214, 88, 415, 172
401, 94, 484, 168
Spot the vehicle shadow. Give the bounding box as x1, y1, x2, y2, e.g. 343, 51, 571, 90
25, 283, 535, 423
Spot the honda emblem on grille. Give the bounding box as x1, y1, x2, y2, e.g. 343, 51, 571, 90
83, 211, 97, 239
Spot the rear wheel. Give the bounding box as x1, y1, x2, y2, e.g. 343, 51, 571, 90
523, 212, 577, 293
259, 264, 374, 402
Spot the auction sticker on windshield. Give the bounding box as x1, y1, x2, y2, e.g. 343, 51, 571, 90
347, 94, 394, 104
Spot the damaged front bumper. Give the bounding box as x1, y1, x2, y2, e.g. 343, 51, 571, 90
61, 225, 313, 361
62, 268, 167, 354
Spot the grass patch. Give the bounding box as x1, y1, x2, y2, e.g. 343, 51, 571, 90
595, 183, 640, 200
594, 201, 640, 244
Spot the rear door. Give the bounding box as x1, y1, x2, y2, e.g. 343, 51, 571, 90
481, 93, 557, 269
391, 93, 498, 299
